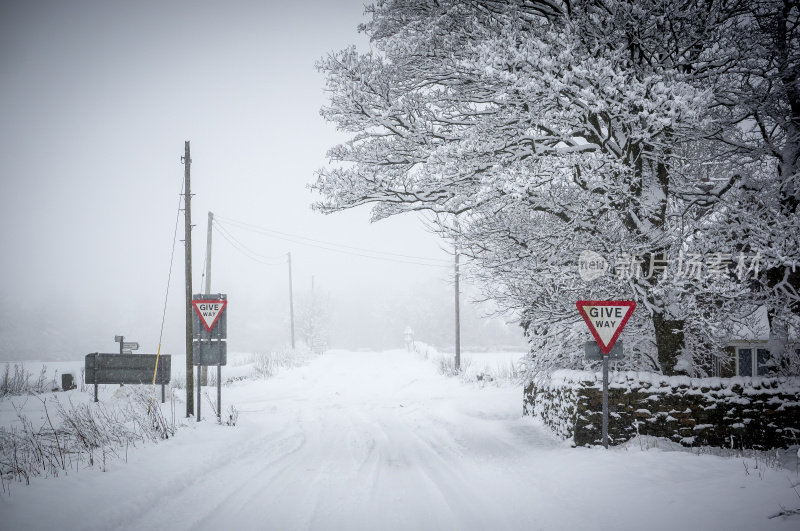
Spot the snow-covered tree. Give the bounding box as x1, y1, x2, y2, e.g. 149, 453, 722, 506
314, 0, 797, 375
296, 288, 332, 353
701, 0, 800, 371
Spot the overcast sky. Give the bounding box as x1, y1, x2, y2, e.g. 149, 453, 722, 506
0, 0, 525, 360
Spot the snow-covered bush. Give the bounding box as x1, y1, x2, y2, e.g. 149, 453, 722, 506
0, 387, 177, 491
414, 341, 522, 384
436, 354, 471, 378
411, 342, 436, 360
169, 374, 185, 390
0, 364, 59, 398
224, 404, 238, 427
248, 348, 313, 380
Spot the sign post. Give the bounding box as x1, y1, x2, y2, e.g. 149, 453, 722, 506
85, 353, 171, 402
114, 336, 140, 354
192, 294, 227, 422
584, 340, 624, 360
576, 300, 636, 448
602, 351, 609, 449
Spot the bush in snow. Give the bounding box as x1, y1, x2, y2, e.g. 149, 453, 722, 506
414, 341, 522, 384
224, 405, 238, 427
0, 364, 59, 398
249, 348, 314, 380
436, 354, 471, 378
0, 387, 177, 492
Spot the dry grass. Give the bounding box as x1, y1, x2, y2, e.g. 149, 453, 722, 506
0, 388, 177, 494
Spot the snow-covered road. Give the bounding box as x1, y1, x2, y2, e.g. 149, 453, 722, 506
3, 350, 799, 530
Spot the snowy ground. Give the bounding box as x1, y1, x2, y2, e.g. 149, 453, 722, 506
2, 349, 799, 530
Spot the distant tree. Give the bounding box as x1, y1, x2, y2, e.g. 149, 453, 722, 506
297, 288, 332, 353
314, 0, 798, 375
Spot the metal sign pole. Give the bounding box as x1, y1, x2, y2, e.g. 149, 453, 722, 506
602, 353, 609, 449
196, 348, 201, 422
94, 353, 99, 402
576, 301, 636, 449
191, 294, 228, 423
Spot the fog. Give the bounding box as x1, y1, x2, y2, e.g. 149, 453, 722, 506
0, 0, 526, 361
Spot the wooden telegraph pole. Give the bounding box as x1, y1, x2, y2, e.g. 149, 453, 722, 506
205, 212, 214, 295
201, 211, 213, 386
288, 252, 295, 350
183, 141, 194, 417
205, 211, 221, 420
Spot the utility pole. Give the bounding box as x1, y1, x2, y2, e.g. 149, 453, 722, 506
311, 275, 316, 349
205, 212, 213, 293
288, 252, 295, 350
200, 211, 213, 386
183, 141, 194, 417
205, 211, 221, 421
454, 243, 461, 371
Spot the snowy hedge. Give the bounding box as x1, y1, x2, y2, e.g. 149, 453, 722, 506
524, 371, 800, 449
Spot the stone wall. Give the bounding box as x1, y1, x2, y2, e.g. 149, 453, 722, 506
524, 370, 800, 449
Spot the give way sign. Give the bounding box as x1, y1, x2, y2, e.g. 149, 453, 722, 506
576, 300, 636, 355
192, 299, 228, 332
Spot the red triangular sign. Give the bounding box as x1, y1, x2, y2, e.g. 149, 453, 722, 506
192, 299, 227, 332
576, 300, 636, 355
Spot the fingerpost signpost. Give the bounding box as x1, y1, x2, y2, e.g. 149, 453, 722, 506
576, 300, 636, 448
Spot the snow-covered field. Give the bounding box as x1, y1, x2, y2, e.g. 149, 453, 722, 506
2, 349, 799, 530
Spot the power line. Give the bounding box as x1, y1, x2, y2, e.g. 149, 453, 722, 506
224, 218, 449, 264
213, 221, 288, 266
213, 225, 286, 266
148, 176, 185, 413
156, 178, 184, 348
214, 216, 452, 268
216, 215, 452, 263
215, 222, 288, 265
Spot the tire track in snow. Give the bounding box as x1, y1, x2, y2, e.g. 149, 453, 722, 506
117, 422, 307, 531
120, 351, 538, 531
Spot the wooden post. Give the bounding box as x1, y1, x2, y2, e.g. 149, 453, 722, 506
205, 212, 213, 294
183, 141, 194, 417
196, 364, 201, 422
93, 353, 98, 403
201, 212, 213, 386
288, 252, 295, 350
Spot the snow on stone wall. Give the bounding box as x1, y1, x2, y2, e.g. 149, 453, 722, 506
524, 370, 800, 449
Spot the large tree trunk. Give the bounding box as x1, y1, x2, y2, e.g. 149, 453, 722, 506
652, 312, 685, 375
